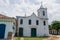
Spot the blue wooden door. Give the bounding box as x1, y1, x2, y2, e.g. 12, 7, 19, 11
0, 24, 6, 39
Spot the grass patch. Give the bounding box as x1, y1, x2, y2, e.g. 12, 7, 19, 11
16, 36, 49, 40
16, 37, 20, 40
24, 37, 44, 40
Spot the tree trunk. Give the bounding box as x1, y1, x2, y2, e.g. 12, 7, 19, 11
57, 29, 58, 35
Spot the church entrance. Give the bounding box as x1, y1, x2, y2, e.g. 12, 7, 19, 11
19, 28, 23, 37
31, 28, 36, 37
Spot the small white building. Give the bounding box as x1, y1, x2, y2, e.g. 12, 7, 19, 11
16, 5, 49, 37
0, 14, 16, 39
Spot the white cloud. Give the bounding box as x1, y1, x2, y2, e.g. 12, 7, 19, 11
55, 0, 60, 3
0, 0, 60, 24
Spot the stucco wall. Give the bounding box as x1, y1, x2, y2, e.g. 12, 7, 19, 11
17, 14, 49, 36
0, 22, 15, 38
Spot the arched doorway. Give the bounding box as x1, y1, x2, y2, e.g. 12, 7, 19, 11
19, 28, 23, 37
0, 24, 6, 39
31, 28, 36, 37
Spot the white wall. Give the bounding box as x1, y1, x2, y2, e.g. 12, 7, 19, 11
0, 22, 15, 38
17, 13, 49, 36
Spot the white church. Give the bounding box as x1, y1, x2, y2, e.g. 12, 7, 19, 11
16, 4, 49, 37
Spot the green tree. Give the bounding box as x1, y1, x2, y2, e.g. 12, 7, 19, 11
51, 21, 60, 34
49, 25, 52, 30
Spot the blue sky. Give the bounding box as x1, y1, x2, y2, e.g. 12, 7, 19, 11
0, 0, 60, 24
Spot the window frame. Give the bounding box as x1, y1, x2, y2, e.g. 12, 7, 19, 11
43, 21, 46, 26
43, 11, 45, 16
36, 20, 39, 25
29, 19, 31, 25
20, 19, 23, 24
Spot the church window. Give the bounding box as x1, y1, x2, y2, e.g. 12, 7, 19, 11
29, 19, 31, 25
43, 21, 46, 26
20, 19, 23, 24
43, 11, 45, 16
36, 20, 39, 25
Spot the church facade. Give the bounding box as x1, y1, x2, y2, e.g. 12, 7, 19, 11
16, 5, 49, 37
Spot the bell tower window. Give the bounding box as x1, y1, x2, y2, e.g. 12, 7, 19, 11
43, 11, 45, 16
43, 21, 46, 26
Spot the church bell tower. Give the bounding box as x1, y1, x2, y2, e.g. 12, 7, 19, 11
37, 2, 48, 19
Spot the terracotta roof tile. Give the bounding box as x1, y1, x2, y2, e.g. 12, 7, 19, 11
0, 14, 13, 19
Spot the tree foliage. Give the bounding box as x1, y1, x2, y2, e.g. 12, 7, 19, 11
49, 25, 52, 30
50, 20, 60, 34
51, 21, 60, 30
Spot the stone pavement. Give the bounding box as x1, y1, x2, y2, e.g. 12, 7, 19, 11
20, 37, 24, 40
43, 35, 60, 40
56, 35, 60, 40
